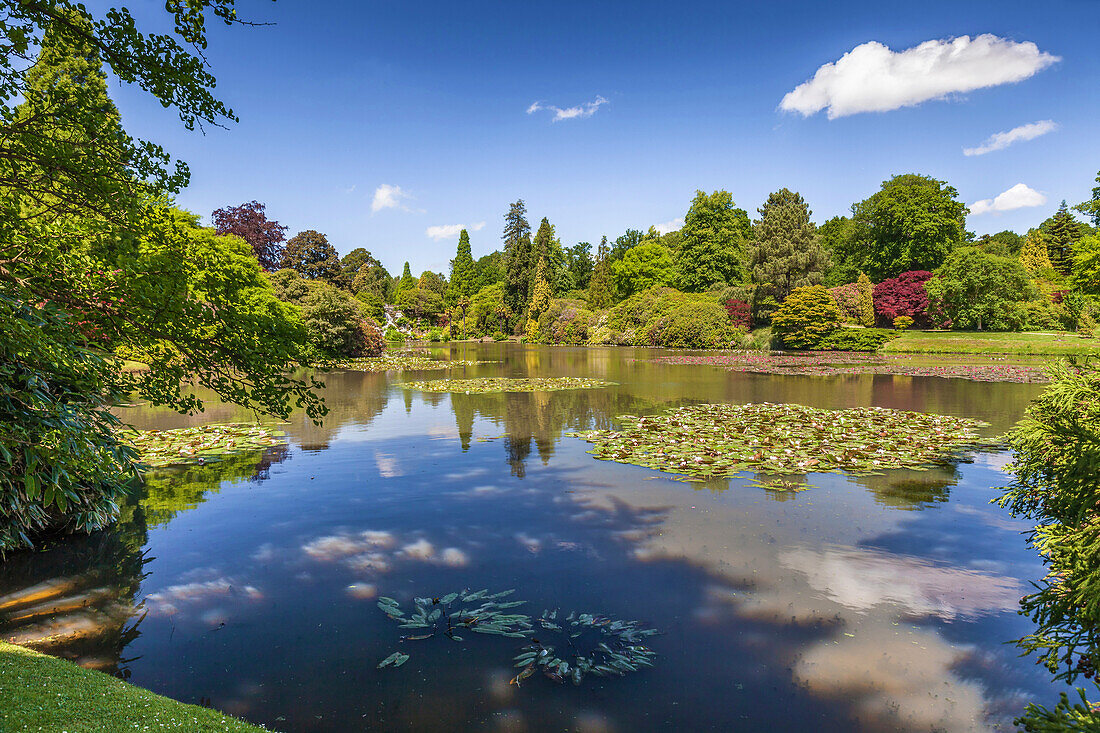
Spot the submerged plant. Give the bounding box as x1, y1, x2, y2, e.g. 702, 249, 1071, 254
569, 402, 995, 481
125, 424, 287, 469
402, 377, 616, 394
375, 590, 658, 687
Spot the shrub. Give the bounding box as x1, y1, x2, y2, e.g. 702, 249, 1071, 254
723, 299, 751, 330
856, 273, 875, 327
640, 301, 738, 349
816, 327, 898, 351
873, 271, 932, 326
925, 247, 1036, 331
428, 327, 444, 342
829, 283, 863, 323
491, 331, 507, 342
892, 315, 913, 330
593, 286, 737, 348
771, 285, 842, 349
384, 326, 404, 343
538, 299, 594, 345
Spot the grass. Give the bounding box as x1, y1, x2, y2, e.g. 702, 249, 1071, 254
0, 641, 269, 732
882, 330, 1100, 355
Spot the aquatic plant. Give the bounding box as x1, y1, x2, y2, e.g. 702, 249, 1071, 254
328, 350, 495, 372
125, 424, 287, 468
375, 590, 658, 686
569, 402, 994, 480
402, 377, 615, 393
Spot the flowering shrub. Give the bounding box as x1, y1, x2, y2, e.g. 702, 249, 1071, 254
829, 283, 862, 323
538, 299, 594, 345
723, 299, 751, 330
873, 271, 932, 327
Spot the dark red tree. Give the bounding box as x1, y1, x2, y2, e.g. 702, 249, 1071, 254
873, 270, 932, 326
211, 201, 289, 270
724, 299, 751, 330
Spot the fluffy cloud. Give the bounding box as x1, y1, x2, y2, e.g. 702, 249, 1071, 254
527, 95, 608, 122
780, 35, 1059, 119
969, 183, 1047, 215
654, 218, 684, 234
963, 120, 1058, 156
371, 184, 414, 213
426, 221, 486, 241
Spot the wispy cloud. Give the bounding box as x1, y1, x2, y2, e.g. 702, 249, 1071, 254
780, 35, 1059, 119
527, 95, 608, 122
654, 218, 684, 234
371, 184, 418, 213
426, 221, 486, 241
963, 120, 1058, 156
969, 183, 1047, 215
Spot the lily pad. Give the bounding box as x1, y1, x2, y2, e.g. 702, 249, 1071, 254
125, 424, 288, 469
568, 402, 995, 481
402, 377, 616, 394
328, 350, 496, 373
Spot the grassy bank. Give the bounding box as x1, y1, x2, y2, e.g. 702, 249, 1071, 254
881, 330, 1100, 355
0, 641, 269, 732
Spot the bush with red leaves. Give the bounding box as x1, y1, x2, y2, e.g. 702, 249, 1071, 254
873, 271, 932, 327
723, 299, 751, 330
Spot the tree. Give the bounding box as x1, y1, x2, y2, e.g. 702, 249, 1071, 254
843, 174, 968, 281
1074, 170, 1100, 226
856, 272, 875, 327
611, 241, 676, 299
676, 190, 751, 291
1072, 234, 1100, 296
447, 229, 477, 303
564, 241, 593, 291
925, 247, 1036, 330
418, 270, 446, 297
270, 269, 382, 357
770, 285, 842, 349
819, 216, 858, 286
473, 251, 504, 292
872, 271, 932, 327
502, 200, 533, 319
337, 247, 382, 291
211, 201, 288, 270
397, 286, 444, 323
1045, 201, 1083, 275
587, 236, 614, 309
282, 230, 341, 281
610, 229, 644, 261
469, 283, 511, 335
977, 230, 1023, 256
748, 188, 829, 302
1019, 231, 1055, 275
525, 258, 552, 340
393, 261, 417, 301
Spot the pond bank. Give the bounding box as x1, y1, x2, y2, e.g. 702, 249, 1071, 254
882, 330, 1100, 355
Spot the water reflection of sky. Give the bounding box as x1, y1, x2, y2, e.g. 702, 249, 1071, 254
0, 345, 1066, 731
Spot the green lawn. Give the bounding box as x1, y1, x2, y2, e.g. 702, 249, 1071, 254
0, 641, 269, 732
882, 330, 1100, 355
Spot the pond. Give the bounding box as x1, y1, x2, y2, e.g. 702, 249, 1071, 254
0, 344, 1066, 731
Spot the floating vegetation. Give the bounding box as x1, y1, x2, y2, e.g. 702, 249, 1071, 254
568, 402, 995, 480
125, 424, 287, 468
329, 350, 496, 372
635, 352, 1050, 383
375, 590, 658, 687
402, 377, 615, 393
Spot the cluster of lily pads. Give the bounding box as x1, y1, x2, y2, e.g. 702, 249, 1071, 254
125, 424, 287, 468
402, 377, 616, 394
568, 402, 994, 480
329, 350, 496, 373
375, 589, 658, 687
640, 352, 1049, 383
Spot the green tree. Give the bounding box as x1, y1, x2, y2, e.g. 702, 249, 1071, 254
587, 236, 614, 309
978, 230, 1024, 256
447, 229, 477, 303
473, 251, 504, 292
1045, 201, 1083, 275
418, 270, 447, 297
748, 188, 829, 303
1074, 170, 1100, 226
856, 272, 875, 327
819, 216, 858, 286
564, 242, 594, 291
842, 174, 968, 281
1019, 231, 1054, 275
397, 286, 444, 323
338, 247, 382, 290
525, 258, 552, 340
393, 261, 417, 302
611, 241, 676, 299
676, 190, 751, 291
1072, 234, 1100, 296
502, 200, 533, 320
469, 283, 510, 335
770, 285, 842, 349
925, 247, 1036, 330
610, 229, 644, 261
281, 230, 341, 281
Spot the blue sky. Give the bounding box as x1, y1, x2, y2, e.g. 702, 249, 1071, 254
105, 0, 1100, 275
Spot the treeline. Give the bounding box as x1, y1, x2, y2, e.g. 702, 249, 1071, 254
244, 172, 1100, 350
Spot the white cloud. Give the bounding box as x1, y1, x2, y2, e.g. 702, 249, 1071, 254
963, 119, 1058, 156
780, 35, 1059, 119
654, 218, 684, 234
969, 183, 1047, 215
527, 95, 608, 122
426, 222, 487, 241
371, 184, 415, 213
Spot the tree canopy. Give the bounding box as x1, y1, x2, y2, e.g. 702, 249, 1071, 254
748, 188, 828, 302
211, 201, 288, 270
676, 190, 751, 291
281, 230, 341, 282
925, 247, 1035, 331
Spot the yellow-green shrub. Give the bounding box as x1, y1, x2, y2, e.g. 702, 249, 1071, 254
771, 285, 842, 349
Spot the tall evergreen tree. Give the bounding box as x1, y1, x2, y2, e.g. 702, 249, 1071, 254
394, 261, 417, 300
1046, 201, 1082, 275
447, 229, 476, 303
676, 190, 752, 291
502, 200, 533, 319
748, 188, 829, 302
587, 236, 614, 308
525, 257, 552, 341
565, 242, 594, 291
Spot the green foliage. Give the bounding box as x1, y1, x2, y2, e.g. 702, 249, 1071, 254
447, 229, 477, 303
856, 273, 875, 327
468, 283, 512, 337
819, 216, 859, 287
524, 258, 552, 341
840, 174, 967, 281
537, 299, 595, 345
814, 328, 899, 351
397, 286, 445, 323
564, 241, 594, 291
1074, 170, 1100, 227
393, 261, 417, 301
271, 269, 383, 357
1020, 230, 1055, 275
926, 247, 1037, 331
611, 241, 676, 299
592, 287, 736, 349
1072, 233, 1100, 296
748, 188, 829, 302
997, 359, 1100, 730
893, 315, 913, 330
676, 190, 751, 291
1046, 201, 1085, 275
281, 229, 341, 281
586, 236, 614, 309
771, 285, 843, 349
502, 200, 534, 319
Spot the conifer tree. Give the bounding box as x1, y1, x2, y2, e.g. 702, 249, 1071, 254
1019, 231, 1054, 275
748, 188, 829, 303
587, 236, 614, 309
857, 272, 875, 327
393, 261, 416, 301
1046, 201, 1082, 275
525, 258, 552, 341
502, 200, 533, 320
447, 229, 476, 304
